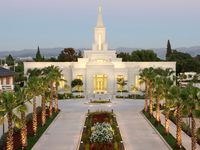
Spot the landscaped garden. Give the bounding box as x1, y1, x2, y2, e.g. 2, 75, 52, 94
79, 111, 125, 150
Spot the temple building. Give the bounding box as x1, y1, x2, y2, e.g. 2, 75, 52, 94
24, 4, 176, 99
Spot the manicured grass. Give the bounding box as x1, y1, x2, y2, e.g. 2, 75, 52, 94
143, 111, 186, 150
19, 111, 60, 150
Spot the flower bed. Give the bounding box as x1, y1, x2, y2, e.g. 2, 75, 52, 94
79, 111, 125, 150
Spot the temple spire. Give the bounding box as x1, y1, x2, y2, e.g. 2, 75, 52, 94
96, 1, 104, 27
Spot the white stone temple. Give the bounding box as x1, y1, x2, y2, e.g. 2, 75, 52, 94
24, 3, 176, 99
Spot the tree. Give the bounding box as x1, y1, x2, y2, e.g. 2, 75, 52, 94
167, 50, 200, 73
0, 92, 19, 150
153, 74, 164, 123
6, 54, 15, 66
43, 65, 63, 115
71, 79, 83, 95
146, 67, 157, 116
27, 76, 41, 135
35, 46, 43, 62
77, 50, 83, 58
27, 68, 42, 77
182, 85, 200, 150
166, 40, 172, 60
139, 68, 149, 112
168, 85, 186, 148
163, 78, 174, 134
117, 50, 160, 62
16, 88, 29, 149
117, 78, 127, 96
58, 48, 78, 62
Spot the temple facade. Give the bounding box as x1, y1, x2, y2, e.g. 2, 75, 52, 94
24, 4, 176, 99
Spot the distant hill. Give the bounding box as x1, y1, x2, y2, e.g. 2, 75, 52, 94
0, 46, 199, 60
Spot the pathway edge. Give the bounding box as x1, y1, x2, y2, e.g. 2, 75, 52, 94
140, 111, 172, 150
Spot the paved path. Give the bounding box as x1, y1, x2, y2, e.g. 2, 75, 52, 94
158, 113, 200, 150
32, 99, 169, 150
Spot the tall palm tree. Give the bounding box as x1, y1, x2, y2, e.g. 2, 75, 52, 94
146, 67, 156, 115
154, 68, 174, 124
163, 78, 174, 134
139, 68, 149, 112
43, 65, 63, 115
16, 87, 30, 149
40, 78, 50, 126
182, 85, 200, 150
153, 75, 164, 123
168, 85, 186, 148
27, 76, 41, 135
0, 92, 19, 150
52, 66, 63, 113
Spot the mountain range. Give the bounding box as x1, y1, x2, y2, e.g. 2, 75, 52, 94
0, 46, 199, 60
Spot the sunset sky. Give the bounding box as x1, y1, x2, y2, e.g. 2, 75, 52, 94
0, 0, 200, 51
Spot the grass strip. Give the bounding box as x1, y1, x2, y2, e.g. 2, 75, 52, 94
24, 111, 60, 150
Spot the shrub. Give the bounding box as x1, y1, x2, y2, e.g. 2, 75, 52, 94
90, 122, 114, 143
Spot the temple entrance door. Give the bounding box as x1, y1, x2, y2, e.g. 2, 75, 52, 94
93, 74, 107, 94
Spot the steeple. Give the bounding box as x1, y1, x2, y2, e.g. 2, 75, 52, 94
92, 1, 108, 51
96, 1, 104, 28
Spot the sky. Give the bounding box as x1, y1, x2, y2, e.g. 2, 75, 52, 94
0, 0, 200, 51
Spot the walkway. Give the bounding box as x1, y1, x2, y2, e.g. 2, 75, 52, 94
32, 99, 169, 150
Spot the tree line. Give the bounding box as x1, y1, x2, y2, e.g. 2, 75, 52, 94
139, 67, 200, 150
0, 65, 63, 150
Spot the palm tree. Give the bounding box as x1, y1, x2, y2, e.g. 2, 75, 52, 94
117, 78, 127, 96
27, 76, 41, 135
183, 84, 200, 150
16, 88, 29, 149
168, 85, 186, 148
27, 68, 42, 77
39, 77, 51, 126
139, 68, 149, 112
154, 68, 174, 124
163, 78, 174, 134
146, 67, 156, 115
43, 65, 63, 115
52, 66, 63, 113
0, 92, 18, 150
153, 75, 164, 123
